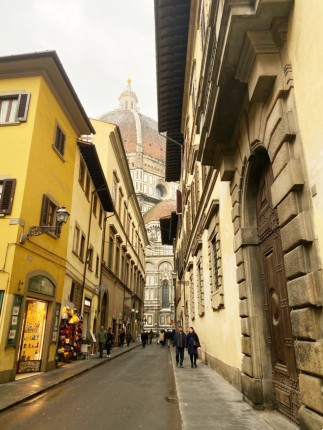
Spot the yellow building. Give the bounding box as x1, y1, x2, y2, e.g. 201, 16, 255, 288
0, 52, 94, 382
61, 140, 114, 347
89, 119, 148, 342
155, 0, 323, 428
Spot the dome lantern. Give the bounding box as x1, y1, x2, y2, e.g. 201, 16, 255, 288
119, 77, 139, 111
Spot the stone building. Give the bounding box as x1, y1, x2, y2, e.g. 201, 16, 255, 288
98, 82, 178, 331
155, 0, 323, 428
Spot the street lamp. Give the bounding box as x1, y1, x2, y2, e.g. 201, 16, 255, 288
19, 206, 70, 244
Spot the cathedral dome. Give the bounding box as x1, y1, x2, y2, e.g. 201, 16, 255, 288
97, 79, 166, 161
144, 199, 176, 223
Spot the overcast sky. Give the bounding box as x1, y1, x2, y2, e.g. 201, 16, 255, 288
1, 0, 158, 120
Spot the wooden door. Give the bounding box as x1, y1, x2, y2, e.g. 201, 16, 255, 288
257, 161, 299, 423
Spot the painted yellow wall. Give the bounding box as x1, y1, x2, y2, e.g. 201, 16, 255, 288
0, 74, 80, 378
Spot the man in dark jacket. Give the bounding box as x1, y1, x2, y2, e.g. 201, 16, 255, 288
173, 326, 186, 368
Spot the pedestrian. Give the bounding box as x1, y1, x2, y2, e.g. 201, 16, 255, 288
141, 330, 147, 348
119, 329, 125, 347
159, 329, 165, 347
166, 330, 172, 348
96, 326, 107, 358
173, 326, 186, 367
106, 327, 114, 358
145, 331, 149, 345
186, 326, 200, 368
125, 331, 132, 347
148, 329, 154, 344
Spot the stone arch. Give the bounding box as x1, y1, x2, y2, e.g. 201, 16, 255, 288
238, 145, 275, 409
235, 82, 323, 424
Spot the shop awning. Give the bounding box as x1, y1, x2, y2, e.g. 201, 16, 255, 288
77, 141, 114, 212
155, 0, 190, 182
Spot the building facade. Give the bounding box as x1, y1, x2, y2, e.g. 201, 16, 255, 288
89, 119, 148, 341
155, 0, 323, 428
62, 141, 113, 343
0, 52, 94, 381
98, 83, 178, 332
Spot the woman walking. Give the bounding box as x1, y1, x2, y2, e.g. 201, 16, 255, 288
186, 327, 200, 368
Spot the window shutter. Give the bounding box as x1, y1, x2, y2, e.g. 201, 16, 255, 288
40, 195, 49, 226
0, 179, 16, 214
176, 189, 182, 214
17, 93, 31, 122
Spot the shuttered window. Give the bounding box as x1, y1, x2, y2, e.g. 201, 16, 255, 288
39, 194, 59, 237
0, 93, 30, 124
53, 125, 66, 156
0, 179, 16, 214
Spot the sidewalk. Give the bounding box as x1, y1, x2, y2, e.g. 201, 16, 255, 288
0, 342, 140, 413
170, 349, 298, 430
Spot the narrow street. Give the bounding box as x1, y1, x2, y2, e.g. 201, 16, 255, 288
0, 343, 181, 430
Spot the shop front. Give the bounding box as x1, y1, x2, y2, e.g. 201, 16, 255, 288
16, 275, 56, 374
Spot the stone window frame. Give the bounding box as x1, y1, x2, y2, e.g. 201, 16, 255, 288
188, 263, 195, 321
203, 199, 224, 310
196, 254, 205, 317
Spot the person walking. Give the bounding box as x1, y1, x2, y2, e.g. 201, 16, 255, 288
159, 329, 165, 347
186, 326, 200, 368
119, 329, 125, 347
148, 329, 154, 344
96, 326, 107, 358
125, 331, 132, 347
173, 326, 186, 368
106, 327, 114, 358
141, 330, 147, 348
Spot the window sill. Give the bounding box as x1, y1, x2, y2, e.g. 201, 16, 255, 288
0, 121, 20, 127
51, 145, 65, 161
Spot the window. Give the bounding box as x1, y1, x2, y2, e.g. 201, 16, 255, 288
0, 93, 30, 124
99, 207, 103, 227
87, 246, 94, 271
108, 235, 114, 269
205, 200, 224, 310
93, 193, 97, 217
112, 172, 119, 205
210, 234, 219, 290
0, 179, 16, 215
197, 258, 205, 316
162, 280, 169, 308
190, 61, 197, 112
40, 195, 60, 237
95, 254, 100, 278
189, 269, 195, 320
85, 173, 90, 200
73, 225, 80, 254
118, 188, 123, 217
79, 233, 86, 262
200, 1, 206, 49
79, 158, 86, 189
53, 125, 66, 157
115, 243, 120, 277
0, 290, 4, 316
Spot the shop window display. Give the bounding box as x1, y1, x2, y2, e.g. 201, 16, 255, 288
18, 299, 48, 373
57, 308, 83, 362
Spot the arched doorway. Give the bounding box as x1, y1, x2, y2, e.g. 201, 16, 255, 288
256, 156, 299, 421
